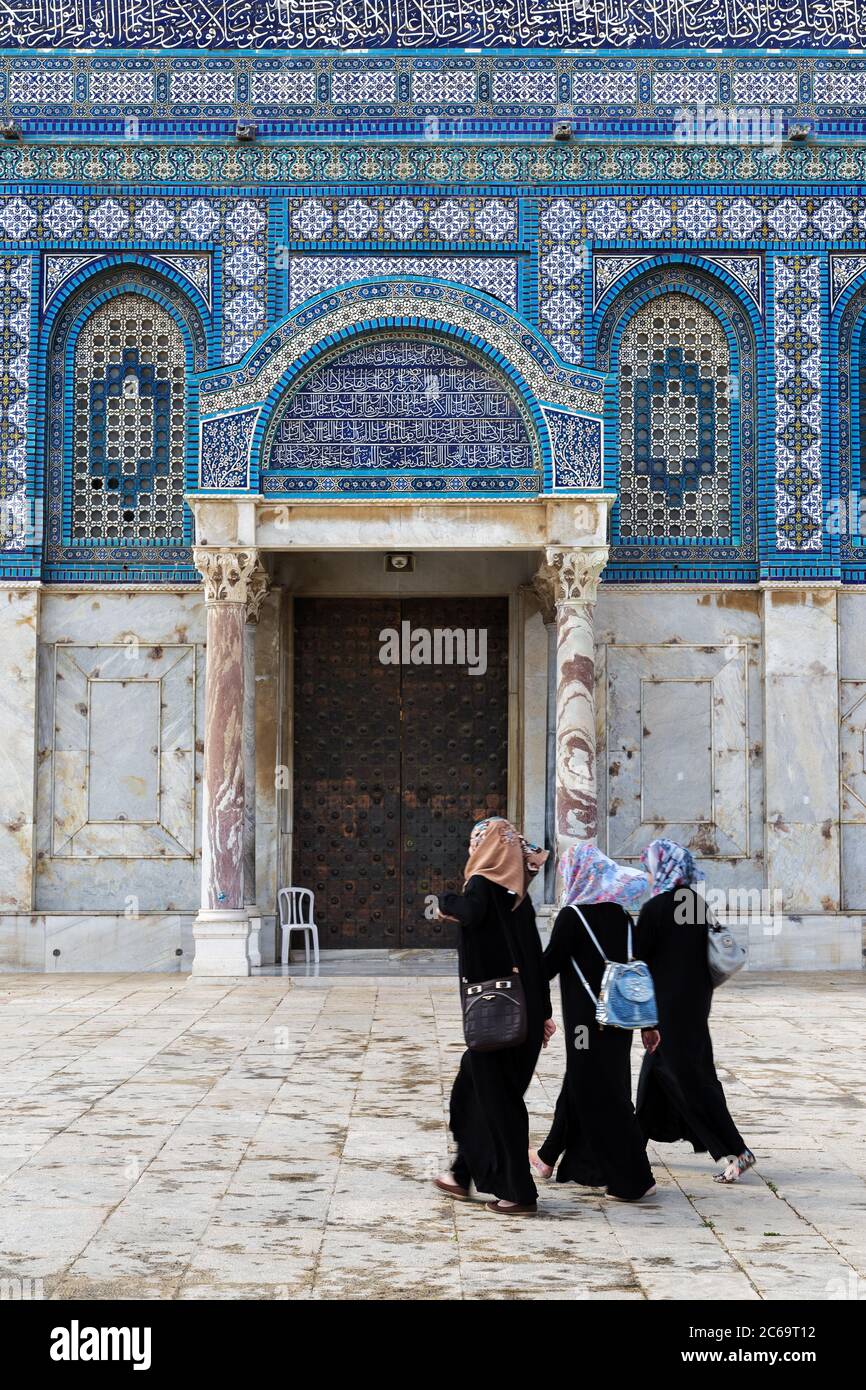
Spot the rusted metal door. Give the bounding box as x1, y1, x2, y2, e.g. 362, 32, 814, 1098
400, 597, 509, 947
292, 596, 509, 949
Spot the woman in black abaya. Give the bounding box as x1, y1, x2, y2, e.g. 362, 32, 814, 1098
530, 843, 659, 1202
635, 838, 755, 1185
434, 818, 554, 1215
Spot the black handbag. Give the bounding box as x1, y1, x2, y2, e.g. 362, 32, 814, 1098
461, 909, 528, 1053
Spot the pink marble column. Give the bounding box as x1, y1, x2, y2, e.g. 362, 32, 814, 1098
192, 548, 268, 977
541, 546, 608, 872
242, 570, 269, 968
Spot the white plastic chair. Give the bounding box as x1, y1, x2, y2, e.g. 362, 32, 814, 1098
278, 887, 320, 966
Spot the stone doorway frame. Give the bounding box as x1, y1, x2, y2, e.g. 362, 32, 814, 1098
186, 493, 614, 975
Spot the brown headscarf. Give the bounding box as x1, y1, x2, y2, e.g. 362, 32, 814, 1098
463, 817, 549, 909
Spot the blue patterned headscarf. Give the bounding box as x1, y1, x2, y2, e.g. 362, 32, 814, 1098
641, 838, 705, 896
560, 843, 647, 911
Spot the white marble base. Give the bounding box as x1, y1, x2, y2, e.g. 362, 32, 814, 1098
0, 913, 193, 972
718, 914, 864, 971
191, 908, 251, 977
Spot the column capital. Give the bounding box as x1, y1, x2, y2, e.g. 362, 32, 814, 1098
542, 545, 608, 606
193, 548, 268, 607
245, 566, 270, 624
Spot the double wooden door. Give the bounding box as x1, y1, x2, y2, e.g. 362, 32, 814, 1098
292, 597, 509, 947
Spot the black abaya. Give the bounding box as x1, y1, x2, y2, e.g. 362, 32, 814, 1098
539, 903, 655, 1201
442, 874, 551, 1205
635, 887, 746, 1161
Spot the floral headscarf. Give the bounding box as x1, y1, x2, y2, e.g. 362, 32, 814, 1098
464, 818, 548, 908
641, 837, 705, 896
559, 843, 647, 911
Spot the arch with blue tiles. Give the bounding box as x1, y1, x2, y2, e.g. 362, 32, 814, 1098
195, 278, 608, 497
40, 261, 209, 580
593, 259, 762, 577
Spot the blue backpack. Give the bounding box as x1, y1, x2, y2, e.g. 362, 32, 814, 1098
570, 906, 658, 1030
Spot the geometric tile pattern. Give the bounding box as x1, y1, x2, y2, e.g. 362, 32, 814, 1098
594, 251, 763, 318
0, 256, 31, 552
286, 256, 520, 311
288, 197, 518, 244
2, 194, 265, 362
45, 266, 206, 573
774, 257, 823, 552
617, 294, 733, 541
540, 193, 859, 364
71, 295, 186, 543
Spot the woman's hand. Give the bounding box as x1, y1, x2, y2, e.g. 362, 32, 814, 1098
542, 1018, 557, 1049
435, 910, 459, 923
641, 1028, 661, 1054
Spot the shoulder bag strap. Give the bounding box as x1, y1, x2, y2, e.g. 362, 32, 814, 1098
569, 904, 610, 962
568, 904, 608, 1009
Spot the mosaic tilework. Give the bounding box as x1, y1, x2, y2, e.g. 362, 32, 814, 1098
830, 253, 866, 312
540, 193, 858, 363
2, 194, 265, 362
200, 408, 258, 490
774, 256, 823, 552
543, 409, 603, 490
2, 5, 862, 49
46, 267, 206, 572
286, 256, 519, 311
288, 196, 518, 244
201, 279, 605, 419
72, 295, 186, 543
617, 294, 732, 541
4, 142, 866, 190
593, 251, 763, 317
263, 337, 537, 487
42, 251, 213, 316
0, 256, 31, 553
595, 264, 756, 568
832, 278, 866, 563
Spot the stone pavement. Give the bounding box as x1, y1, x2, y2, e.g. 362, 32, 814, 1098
0, 970, 863, 1301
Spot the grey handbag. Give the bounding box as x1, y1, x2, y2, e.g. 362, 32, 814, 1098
707, 915, 747, 987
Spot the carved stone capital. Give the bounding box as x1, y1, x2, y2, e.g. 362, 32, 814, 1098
526, 569, 557, 626
543, 546, 608, 606
193, 548, 268, 606
244, 566, 270, 623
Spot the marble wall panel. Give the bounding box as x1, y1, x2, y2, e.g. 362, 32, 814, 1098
763, 588, 840, 913
839, 592, 866, 912
0, 588, 39, 912
594, 588, 763, 891
35, 591, 205, 914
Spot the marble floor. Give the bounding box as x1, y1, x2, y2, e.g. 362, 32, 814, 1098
0, 970, 863, 1301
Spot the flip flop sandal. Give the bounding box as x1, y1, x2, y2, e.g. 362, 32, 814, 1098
485, 1200, 538, 1215
713, 1149, 757, 1184
433, 1177, 471, 1201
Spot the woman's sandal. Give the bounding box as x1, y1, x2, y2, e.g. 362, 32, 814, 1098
485, 1200, 538, 1215
433, 1176, 471, 1201
528, 1148, 554, 1179
713, 1149, 757, 1184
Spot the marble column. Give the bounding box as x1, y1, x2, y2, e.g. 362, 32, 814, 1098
243, 569, 269, 968
539, 546, 608, 874
192, 548, 268, 977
